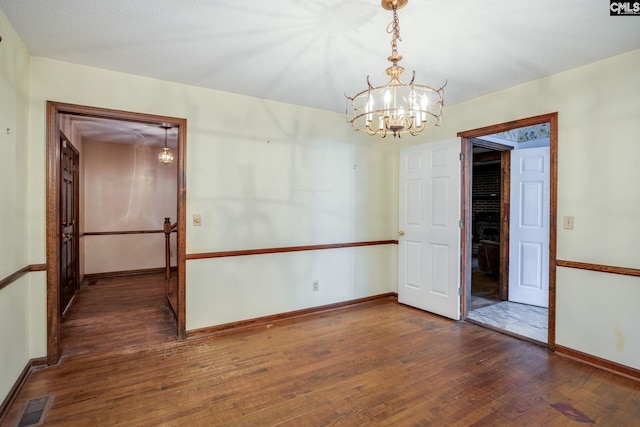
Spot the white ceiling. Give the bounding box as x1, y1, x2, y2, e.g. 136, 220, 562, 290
61, 115, 178, 148
3, 1, 640, 134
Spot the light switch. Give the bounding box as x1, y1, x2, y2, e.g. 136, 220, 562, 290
563, 215, 574, 230
193, 214, 202, 226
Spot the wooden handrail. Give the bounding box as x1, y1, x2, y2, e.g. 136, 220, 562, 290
0, 264, 47, 292
83, 229, 176, 236
83, 223, 177, 282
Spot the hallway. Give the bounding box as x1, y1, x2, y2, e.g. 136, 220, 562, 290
59, 273, 177, 358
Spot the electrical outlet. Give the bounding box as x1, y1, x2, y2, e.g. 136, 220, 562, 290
313, 281, 319, 292
563, 215, 574, 230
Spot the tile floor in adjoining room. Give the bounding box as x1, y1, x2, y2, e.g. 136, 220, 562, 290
469, 258, 548, 343
467, 300, 548, 343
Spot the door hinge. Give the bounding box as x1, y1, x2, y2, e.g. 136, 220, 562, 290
459, 152, 464, 162
458, 287, 463, 296
459, 219, 464, 228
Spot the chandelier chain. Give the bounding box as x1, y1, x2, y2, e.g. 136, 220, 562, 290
387, 5, 402, 62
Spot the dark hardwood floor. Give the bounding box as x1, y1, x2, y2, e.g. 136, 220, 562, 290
60, 274, 177, 357
2, 273, 640, 426
470, 270, 500, 310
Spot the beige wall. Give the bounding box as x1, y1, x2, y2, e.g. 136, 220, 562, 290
411, 49, 640, 369
0, 13, 29, 279
82, 139, 177, 274
0, 8, 44, 407
27, 57, 397, 332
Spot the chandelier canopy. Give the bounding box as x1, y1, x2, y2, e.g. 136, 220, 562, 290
158, 124, 174, 165
346, 0, 446, 138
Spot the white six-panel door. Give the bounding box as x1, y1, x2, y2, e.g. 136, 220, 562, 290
509, 146, 550, 308
398, 138, 461, 320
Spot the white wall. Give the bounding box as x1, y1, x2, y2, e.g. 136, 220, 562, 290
27, 58, 397, 332
187, 245, 394, 329
0, 15, 29, 285
411, 49, 640, 370
557, 267, 640, 369
82, 139, 177, 274
0, 8, 44, 407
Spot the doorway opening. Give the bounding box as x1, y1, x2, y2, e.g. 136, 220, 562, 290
468, 145, 507, 312
459, 113, 557, 349
46, 102, 187, 364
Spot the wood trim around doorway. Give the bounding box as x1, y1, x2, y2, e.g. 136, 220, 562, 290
45, 102, 188, 364
459, 138, 513, 318
458, 112, 558, 350
499, 150, 511, 301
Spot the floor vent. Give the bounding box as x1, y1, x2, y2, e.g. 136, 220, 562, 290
17, 396, 52, 427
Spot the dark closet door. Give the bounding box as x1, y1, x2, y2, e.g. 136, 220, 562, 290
60, 132, 79, 314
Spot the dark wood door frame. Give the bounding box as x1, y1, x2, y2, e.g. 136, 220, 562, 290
46, 102, 187, 364
458, 112, 558, 350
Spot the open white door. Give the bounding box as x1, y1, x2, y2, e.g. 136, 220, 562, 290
509, 146, 550, 308
398, 138, 461, 320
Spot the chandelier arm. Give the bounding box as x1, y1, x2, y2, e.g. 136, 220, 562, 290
366, 76, 374, 90
408, 71, 415, 85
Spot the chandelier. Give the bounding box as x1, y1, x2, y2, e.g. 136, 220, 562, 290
158, 124, 174, 165
346, 0, 446, 138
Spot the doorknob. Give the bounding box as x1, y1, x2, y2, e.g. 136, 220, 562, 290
398, 230, 405, 236
62, 220, 67, 226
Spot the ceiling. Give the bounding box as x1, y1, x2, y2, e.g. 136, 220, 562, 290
61, 115, 178, 148
3, 1, 640, 141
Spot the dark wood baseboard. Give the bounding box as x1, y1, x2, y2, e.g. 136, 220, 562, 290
82, 267, 177, 283
166, 292, 178, 319
556, 345, 640, 382
187, 293, 397, 339
0, 357, 47, 423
